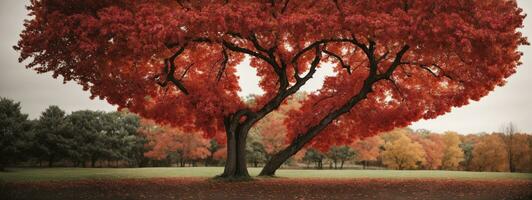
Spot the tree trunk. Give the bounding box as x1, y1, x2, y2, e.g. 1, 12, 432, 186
219, 116, 251, 179
91, 158, 97, 168
340, 160, 344, 169
48, 156, 54, 167
508, 150, 515, 172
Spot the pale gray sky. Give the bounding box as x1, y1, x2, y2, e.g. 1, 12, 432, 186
1, 0, 531, 134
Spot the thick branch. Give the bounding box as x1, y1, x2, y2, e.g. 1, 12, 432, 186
255, 46, 322, 121
156, 46, 190, 95
222, 40, 278, 69
376, 45, 410, 80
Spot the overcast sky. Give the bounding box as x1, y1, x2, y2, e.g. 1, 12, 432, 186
1, 0, 531, 134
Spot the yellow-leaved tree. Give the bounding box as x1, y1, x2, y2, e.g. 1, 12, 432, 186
381, 129, 425, 170
441, 131, 464, 170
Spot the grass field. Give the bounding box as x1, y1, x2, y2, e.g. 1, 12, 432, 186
1, 167, 531, 182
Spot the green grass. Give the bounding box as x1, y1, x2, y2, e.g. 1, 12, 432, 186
1, 167, 531, 182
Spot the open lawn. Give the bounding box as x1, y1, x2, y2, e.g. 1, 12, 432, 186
1, 168, 531, 200
1, 167, 531, 182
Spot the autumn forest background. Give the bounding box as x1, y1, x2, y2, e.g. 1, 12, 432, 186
2, 96, 530, 173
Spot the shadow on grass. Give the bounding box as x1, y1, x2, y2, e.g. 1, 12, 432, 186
210, 175, 256, 182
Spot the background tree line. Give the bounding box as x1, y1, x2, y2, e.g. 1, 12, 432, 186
2, 97, 531, 172
1, 98, 151, 170
298, 127, 532, 173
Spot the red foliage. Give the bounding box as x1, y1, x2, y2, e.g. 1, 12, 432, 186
16, 0, 527, 151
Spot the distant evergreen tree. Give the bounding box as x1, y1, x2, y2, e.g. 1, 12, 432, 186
0, 98, 32, 171
34, 106, 72, 167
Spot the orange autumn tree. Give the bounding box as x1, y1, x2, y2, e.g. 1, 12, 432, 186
409, 132, 445, 170
16, 0, 526, 178
509, 134, 532, 172
350, 136, 383, 169
250, 93, 303, 159
142, 120, 210, 166
470, 134, 509, 172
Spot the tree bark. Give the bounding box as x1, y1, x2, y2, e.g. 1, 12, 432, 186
91, 157, 97, 168
48, 156, 54, 167
219, 114, 251, 179
220, 128, 249, 178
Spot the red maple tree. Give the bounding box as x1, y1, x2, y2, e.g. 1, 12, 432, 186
16, 0, 526, 178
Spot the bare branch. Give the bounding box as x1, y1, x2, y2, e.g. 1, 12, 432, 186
400, 61, 458, 81
384, 77, 405, 101
376, 51, 390, 63
179, 63, 194, 80
322, 46, 351, 74
281, 0, 290, 13
156, 45, 190, 95
216, 46, 229, 81
377, 45, 410, 80
222, 40, 278, 68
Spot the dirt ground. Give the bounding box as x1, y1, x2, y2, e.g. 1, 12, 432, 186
1, 178, 531, 200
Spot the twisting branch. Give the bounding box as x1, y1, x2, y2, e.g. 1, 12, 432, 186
222, 40, 278, 68
180, 63, 194, 80
259, 42, 413, 176
377, 45, 410, 81
249, 34, 275, 54
332, 0, 342, 13
254, 45, 322, 119
399, 61, 459, 82
156, 45, 190, 95
312, 95, 335, 107
291, 38, 362, 81
176, 0, 190, 11
264, 45, 411, 172
216, 46, 229, 81
322, 45, 352, 74
384, 77, 405, 101
224, 34, 288, 89
281, 0, 290, 13
376, 51, 390, 63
